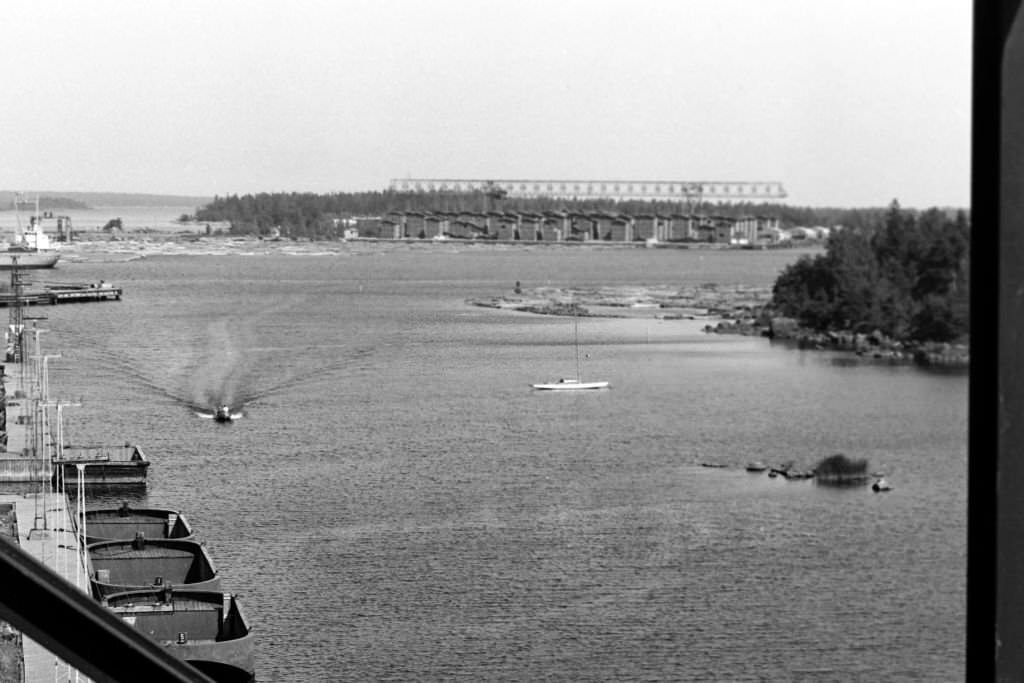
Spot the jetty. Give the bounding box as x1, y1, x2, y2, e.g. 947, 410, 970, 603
0, 282, 122, 307
0, 358, 94, 682
0, 349, 147, 680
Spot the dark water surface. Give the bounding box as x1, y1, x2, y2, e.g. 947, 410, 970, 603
40, 247, 965, 681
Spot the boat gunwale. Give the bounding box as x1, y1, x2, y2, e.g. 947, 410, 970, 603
83, 507, 195, 543
87, 537, 220, 596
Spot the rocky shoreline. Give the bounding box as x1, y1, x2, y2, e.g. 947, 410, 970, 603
469, 284, 969, 369
708, 313, 969, 368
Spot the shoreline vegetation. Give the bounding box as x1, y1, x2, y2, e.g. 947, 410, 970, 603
768, 200, 969, 367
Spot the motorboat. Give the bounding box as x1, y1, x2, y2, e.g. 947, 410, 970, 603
195, 405, 241, 422
83, 503, 194, 545
745, 461, 768, 472
88, 534, 221, 598
872, 477, 893, 492
102, 586, 255, 683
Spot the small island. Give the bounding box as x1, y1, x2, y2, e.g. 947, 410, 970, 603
813, 453, 872, 486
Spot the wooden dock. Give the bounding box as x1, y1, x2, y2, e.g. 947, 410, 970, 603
0, 283, 122, 307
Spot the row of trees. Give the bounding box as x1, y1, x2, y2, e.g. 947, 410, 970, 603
193, 190, 897, 239
771, 201, 969, 342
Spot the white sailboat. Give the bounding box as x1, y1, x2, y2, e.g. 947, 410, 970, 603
532, 306, 609, 390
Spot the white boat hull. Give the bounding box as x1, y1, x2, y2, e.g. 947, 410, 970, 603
532, 379, 609, 391
0, 251, 59, 269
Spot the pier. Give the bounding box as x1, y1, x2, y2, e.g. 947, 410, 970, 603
0, 282, 122, 307
0, 359, 93, 682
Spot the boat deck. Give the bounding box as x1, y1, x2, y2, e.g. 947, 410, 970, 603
107, 596, 231, 641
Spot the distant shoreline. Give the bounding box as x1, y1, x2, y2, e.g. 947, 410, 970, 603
0, 191, 212, 208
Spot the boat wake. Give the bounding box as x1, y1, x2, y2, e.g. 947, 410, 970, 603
69, 314, 378, 423
59, 295, 383, 428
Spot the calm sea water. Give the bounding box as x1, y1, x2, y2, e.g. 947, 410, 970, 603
36, 246, 965, 682
0, 205, 204, 233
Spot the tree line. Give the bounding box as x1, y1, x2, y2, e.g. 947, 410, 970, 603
193, 190, 906, 239
0, 194, 91, 211
771, 201, 969, 343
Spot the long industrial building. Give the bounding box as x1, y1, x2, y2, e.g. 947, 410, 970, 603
370, 209, 781, 244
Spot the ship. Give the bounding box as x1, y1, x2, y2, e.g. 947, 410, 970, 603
0, 197, 62, 269
0, 248, 60, 269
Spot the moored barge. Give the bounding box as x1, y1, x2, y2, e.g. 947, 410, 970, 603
53, 444, 149, 487
83, 503, 194, 544
88, 535, 221, 598
102, 586, 255, 683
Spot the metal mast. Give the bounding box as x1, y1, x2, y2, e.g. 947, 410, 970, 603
8, 257, 24, 363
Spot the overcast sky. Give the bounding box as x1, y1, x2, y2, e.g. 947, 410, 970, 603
1, 0, 970, 208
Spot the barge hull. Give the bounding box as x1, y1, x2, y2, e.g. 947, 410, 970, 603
56, 462, 149, 486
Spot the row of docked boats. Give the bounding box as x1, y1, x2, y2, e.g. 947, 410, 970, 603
81, 504, 254, 683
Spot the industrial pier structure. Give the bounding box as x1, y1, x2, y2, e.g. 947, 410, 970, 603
388, 178, 788, 204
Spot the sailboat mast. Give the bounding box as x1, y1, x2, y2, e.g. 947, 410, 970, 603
574, 308, 581, 380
